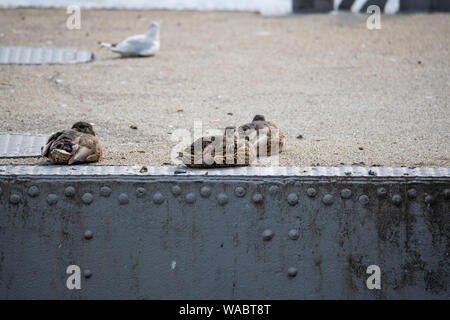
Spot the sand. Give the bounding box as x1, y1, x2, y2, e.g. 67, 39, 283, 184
0, 9, 449, 166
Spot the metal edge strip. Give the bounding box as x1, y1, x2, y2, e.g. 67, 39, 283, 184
0, 165, 449, 178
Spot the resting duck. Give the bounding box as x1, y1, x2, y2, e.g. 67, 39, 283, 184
181, 126, 256, 168
237, 115, 286, 157
41, 121, 102, 164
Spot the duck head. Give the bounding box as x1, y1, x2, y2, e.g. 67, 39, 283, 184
252, 115, 265, 122
72, 121, 96, 136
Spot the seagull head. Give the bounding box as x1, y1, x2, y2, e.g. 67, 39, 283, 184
147, 22, 160, 40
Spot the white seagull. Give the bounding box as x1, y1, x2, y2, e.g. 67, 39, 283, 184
99, 22, 160, 57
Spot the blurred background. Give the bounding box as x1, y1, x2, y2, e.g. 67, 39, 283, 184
0, 0, 449, 14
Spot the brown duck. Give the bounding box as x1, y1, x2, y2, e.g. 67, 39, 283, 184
237, 115, 285, 157
181, 126, 256, 168
41, 122, 102, 164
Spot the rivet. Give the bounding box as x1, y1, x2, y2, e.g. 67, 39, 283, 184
136, 187, 146, 198
377, 187, 387, 198
83, 269, 92, 278
118, 193, 129, 205
153, 192, 164, 205
9, 193, 21, 204
185, 192, 196, 204
287, 267, 298, 278
306, 187, 317, 198
443, 189, 449, 199
392, 194, 402, 206
234, 186, 246, 197
217, 193, 228, 205
200, 186, 211, 198
171, 185, 182, 196
262, 229, 274, 241
359, 194, 369, 205
84, 230, 93, 240
252, 193, 263, 204
99, 186, 111, 197
64, 186, 76, 197
81, 193, 94, 205
47, 193, 58, 205
287, 193, 298, 206
407, 188, 417, 199
340, 188, 352, 199
288, 229, 299, 240
424, 195, 434, 204
322, 194, 334, 205
269, 186, 280, 195
27, 186, 40, 197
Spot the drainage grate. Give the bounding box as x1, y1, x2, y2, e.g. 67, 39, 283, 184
0, 133, 48, 158
0, 46, 93, 65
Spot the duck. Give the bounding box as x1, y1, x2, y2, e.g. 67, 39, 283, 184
41, 121, 102, 164
237, 115, 286, 157
181, 127, 256, 168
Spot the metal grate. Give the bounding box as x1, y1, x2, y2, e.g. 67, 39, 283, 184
0, 133, 48, 158
0, 46, 93, 65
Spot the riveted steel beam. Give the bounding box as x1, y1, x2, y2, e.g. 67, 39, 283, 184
0, 165, 448, 299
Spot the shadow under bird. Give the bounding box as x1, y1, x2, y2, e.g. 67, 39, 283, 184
41, 122, 102, 164
99, 22, 160, 57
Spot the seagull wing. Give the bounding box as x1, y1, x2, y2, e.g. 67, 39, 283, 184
111, 34, 151, 54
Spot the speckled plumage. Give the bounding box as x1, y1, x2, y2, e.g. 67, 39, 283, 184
237, 115, 286, 157
41, 122, 102, 165
181, 131, 256, 168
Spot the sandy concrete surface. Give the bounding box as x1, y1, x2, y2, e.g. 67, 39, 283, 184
0, 9, 449, 166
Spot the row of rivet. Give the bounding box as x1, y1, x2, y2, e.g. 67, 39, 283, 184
2, 185, 449, 206
288, 187, 445, 206
84, 228, 94, 278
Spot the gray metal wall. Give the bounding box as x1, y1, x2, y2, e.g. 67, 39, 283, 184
0, 166, 448, 299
